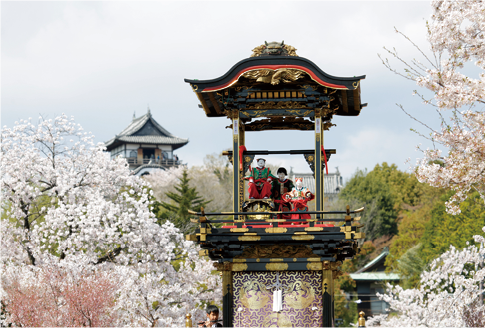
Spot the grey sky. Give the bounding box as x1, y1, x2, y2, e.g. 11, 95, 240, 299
2, 1, 438, 180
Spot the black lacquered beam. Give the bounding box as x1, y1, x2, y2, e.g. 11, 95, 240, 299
199, 218, 350, 223
223, 149, 336, 156
227, 258, 328, 263
207, 226, 345, 233
204, 233, 346, 241
229, 262, 335, 272
191, 210, 361, 216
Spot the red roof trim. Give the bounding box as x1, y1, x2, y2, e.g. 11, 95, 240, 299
201, 65, 349, 92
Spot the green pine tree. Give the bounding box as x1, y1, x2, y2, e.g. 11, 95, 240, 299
155, 169, 210, 234
338, 165, 399, 240
419, 190, 485, 263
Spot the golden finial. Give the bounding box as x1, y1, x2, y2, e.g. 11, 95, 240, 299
358, 311, 366, 327
185, 313, 193, 327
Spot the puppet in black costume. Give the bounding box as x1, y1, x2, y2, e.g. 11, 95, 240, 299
272, 167, 294, 219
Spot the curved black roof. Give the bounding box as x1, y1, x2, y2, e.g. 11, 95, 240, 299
184, 56, 365, 92
105, 110, 188, 151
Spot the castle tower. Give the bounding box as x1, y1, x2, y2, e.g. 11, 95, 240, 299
105, 109, 188, 175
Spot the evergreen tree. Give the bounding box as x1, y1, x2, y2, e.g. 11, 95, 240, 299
384, 171, 444, 278
155, 169, 210, 234
419, 190, 485, 263
338, 164, 398, 239
338, 163, 435, 240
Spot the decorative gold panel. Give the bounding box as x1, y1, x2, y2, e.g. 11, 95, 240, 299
307, 262, 323, 270
265, 263, 289, 271
238, 236, 261, 241
292, 235, 315, 241
265, 227, 288, 233
242, 68, 306, 85
233, 263, 249, 272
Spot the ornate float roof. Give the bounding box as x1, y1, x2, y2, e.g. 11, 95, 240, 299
184, 42, 366, 119
105, 109, 188, 151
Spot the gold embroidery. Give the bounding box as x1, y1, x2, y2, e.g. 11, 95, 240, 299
284, 281, 316, 309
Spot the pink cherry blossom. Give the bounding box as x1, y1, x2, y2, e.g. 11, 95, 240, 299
1, 115, 220, 327
382, 0, 485, 214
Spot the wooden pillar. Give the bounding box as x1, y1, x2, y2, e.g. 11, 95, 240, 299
321, 120, 325, 212
314, 111, 322, 218
322, 261, 335, 327
222, 263, 233, 327
239, 121, 245, 211
232, 112, 242, 218
137, 148, 143, 164
154, 148, 161, 162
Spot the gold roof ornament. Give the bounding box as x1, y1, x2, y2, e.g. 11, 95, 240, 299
185, 313, 192, 327
250, 41, 298, 57
358, 311, 366, 327
242, 68, 306, 85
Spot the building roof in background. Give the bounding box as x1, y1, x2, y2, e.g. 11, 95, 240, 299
105, 109, 189, 151
355, 249, 389, 274
349, 272, 400, 281
290, 168, 343, 194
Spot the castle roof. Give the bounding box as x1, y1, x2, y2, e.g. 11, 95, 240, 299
105, 110, 188, 151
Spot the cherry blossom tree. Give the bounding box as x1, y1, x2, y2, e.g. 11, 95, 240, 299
367, 228, 485, 327
144, 154, 233, 214
369, 2, 485, 325
1, 115, 220, 326
1, 114, 159, 265
381, 0, 485, 214
143, 166, 185, 204
2, 262, 119, 327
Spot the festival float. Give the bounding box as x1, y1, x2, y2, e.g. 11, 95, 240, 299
185, 41, 367, 327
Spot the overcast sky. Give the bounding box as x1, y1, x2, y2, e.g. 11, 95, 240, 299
2, 1, 440, 181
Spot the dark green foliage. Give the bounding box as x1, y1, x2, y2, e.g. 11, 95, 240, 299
338, 162, 434, 241
154, 169, 210, 234
420, 190, 485, 263
334, 276, 358, 327
339, 164, 399, 240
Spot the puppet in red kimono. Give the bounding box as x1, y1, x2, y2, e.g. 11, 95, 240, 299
283, 177, 315, 221
272, 167, 294, 219
245, 158, 276, 199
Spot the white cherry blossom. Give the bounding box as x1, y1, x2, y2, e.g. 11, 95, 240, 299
367, 229, 485, 327
382, 0, 485, 214
1, 115, 220, 326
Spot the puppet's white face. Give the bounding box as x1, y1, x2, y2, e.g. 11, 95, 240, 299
278, 172, 286, 180
257, 159, 265, 168
296, 179, 303, 188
